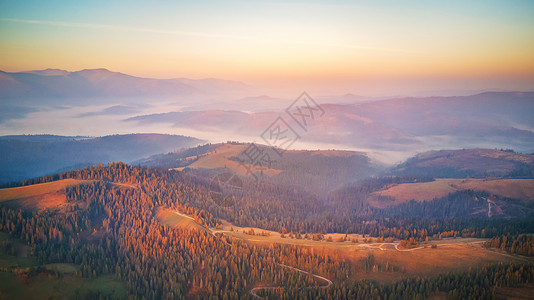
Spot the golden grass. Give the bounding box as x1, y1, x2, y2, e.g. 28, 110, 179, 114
176, 144, 282, 176
210, 219, 533, 282
155, 207, 208, 233
458, 178, 534, 203
174, 144, 362, 176
0, 179, 87, 202
360, 242, 513, 277
370, 179, 459, 206
16, 191, 68, 211
0, 179, 90, 211
188, 144, 246, 169
478, 149, 534, 165
3, 177, 531, 284
369, 178, 534, 207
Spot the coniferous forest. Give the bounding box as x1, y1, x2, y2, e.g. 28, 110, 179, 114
1, 163, 533, 299
3, 1, 534, 298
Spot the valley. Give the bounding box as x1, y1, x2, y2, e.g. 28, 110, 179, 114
157, 206, 532, 282
1, 115, 534, 300
3, 2, 534, 298
1, 167, 532, 298
0, 157, 532, 299
1, 144, 534, 299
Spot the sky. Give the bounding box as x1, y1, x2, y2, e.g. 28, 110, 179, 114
1, 0, 533, 95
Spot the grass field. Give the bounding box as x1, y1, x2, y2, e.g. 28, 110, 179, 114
0, 179, 87, 202
368, 178, 534, 207
174, 143, 282, 176
154, 214, 534, 282
3, 178, 533, 293
0, 179, 138, 211
156, 206, 209, 233
0, 179, 89, 211
227, 228, 531, 281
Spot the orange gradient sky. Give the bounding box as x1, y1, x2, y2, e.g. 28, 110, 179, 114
1, 0, 533, 95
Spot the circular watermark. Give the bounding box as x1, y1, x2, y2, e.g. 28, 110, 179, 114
209, 172, 243, 207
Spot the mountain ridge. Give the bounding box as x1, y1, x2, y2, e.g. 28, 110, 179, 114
0, 68, 254, 100
0, 133, 203, 184
126, 91, 534, 154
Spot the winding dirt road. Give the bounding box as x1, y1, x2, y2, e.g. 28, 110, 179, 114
250, 263, 332, 298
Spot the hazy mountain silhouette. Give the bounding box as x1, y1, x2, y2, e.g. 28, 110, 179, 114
0, 68, 255, 101
127, 92, 534, 154
0, 133, 203, 184
391, 148, 534, 178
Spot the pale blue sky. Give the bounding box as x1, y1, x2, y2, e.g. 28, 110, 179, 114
1, 0, 533, 93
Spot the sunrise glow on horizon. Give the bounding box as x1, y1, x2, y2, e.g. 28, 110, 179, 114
1, 0, 533, 95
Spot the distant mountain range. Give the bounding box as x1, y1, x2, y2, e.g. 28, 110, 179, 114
1, 69, 533, 158
0, 68, 254, 101
127, 92, 534, 154
0, 68, 260, 127
0, 133, 203, 184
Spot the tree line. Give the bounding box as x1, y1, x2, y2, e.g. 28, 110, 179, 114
1, 163, 533, 298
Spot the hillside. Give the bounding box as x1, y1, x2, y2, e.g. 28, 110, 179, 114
0, 178, 88, 211
140, 142, 378, 194
155, 206, 209, 234
367, 178, 534, 208
3, 70, 534, 158
391, 149, 534, 178
0, 134, 203, 184
0, 163, 533, 299
127, 92, 534, 155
